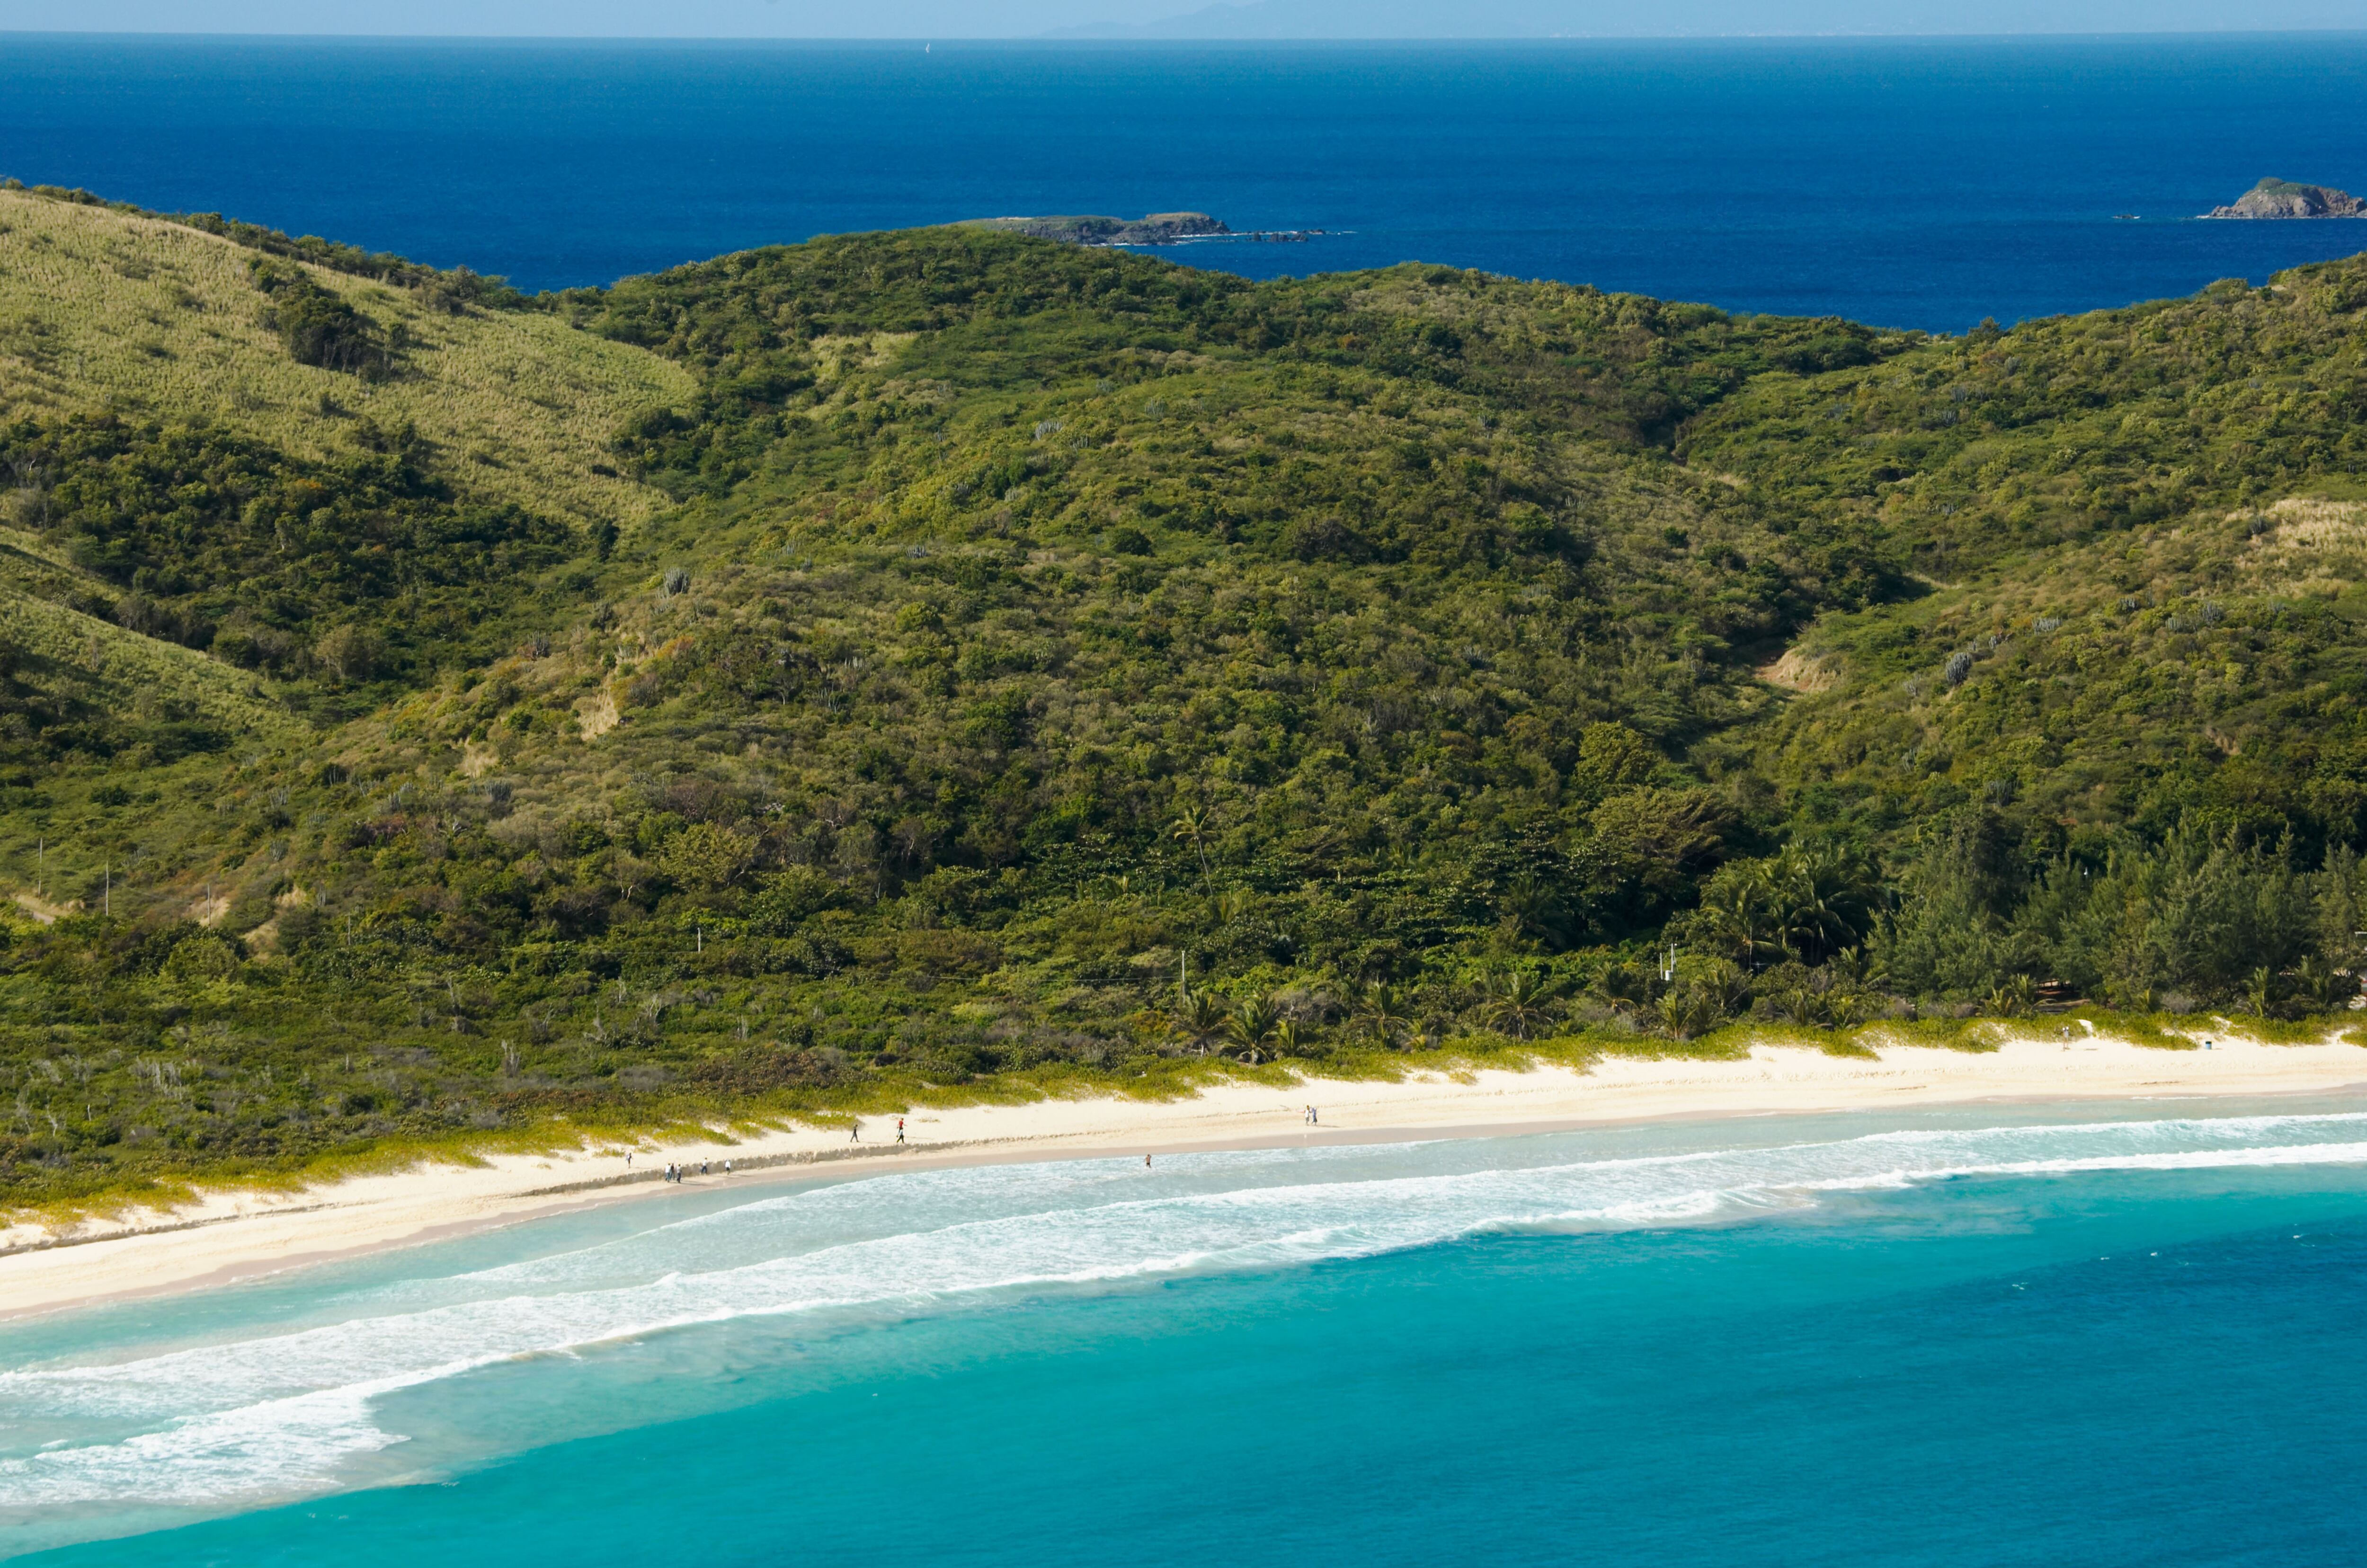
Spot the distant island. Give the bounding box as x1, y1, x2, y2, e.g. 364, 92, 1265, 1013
962, 211, 1233, 245
2200, 177, 2366, 219
959, 211, 1320, 246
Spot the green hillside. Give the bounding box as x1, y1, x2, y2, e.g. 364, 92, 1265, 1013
0, 184, 694, 532
2, 188, 2364, 1206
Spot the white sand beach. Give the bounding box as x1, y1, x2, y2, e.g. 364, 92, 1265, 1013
5, 1029, 2364, 1320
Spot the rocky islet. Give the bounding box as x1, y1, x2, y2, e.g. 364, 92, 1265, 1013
2201, 177, 2367, 218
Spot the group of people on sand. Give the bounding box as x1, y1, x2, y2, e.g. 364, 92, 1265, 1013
632, 1156, 732, 1183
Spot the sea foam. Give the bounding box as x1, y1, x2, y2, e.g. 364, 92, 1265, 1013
6, 1110, 2367, 1517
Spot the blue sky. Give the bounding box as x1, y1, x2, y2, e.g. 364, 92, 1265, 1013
5, 0, 2364, 35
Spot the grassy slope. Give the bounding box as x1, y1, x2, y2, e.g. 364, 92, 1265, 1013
0, 178, 690, 855
2, 215, 2366, 1208
0, 189, 693, 532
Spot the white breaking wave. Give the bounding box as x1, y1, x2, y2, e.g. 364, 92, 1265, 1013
6, 1110, 2367, 1515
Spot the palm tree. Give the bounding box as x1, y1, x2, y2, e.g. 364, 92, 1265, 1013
1655, 985, 1719, 1040
1827, 985, 1882, 1028
1272, 1019, 1305, 1058
1351, 979, 1413, 1049
1694, 862, 1781, 971
1170, 806, 1211, 880
1226, 996, 1280, 1064
1768, 845, 1878, 966
1826, 945, 1889, 991
1987, 974, 2038, 1018
1172, 989, 1227, 1056
1495, 873, 1567, 949
1477, 969, 1559, 1040
1694, 956, 1752, 1019
2246, 965, 2278, 1019
2293, 954, 2354, 1012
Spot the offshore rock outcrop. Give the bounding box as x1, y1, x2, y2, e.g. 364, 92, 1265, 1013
2201, 178, 2367, 219
961, 211, 1235, 245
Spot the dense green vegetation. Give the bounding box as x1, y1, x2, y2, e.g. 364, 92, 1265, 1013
2, 189, 2364, 1207
1, 410, 576, 704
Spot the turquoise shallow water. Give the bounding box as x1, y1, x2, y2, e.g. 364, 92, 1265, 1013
9, 1098, 2367, 1563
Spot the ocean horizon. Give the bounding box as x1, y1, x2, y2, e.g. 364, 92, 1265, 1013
9, 1098, 2367, 1562
3, 34, 2367, 328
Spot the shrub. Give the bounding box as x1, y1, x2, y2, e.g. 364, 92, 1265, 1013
250, 260, 396, 379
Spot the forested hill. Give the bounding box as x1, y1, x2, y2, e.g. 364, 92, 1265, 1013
1, 179, 2364, 1204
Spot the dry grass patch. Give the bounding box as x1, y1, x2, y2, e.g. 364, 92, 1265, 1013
0, 588, 294, 742
2236, 496, 2367, 596
1759, 644, 1844, 693
0, 189, 694, 532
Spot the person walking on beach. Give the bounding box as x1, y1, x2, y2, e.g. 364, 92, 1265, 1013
724, 1160, 732, 1175
897, 1117, 906, 1144
850, 1121, 860, 1142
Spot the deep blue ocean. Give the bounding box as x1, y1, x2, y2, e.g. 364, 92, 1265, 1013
9, 1101, 2367, 1563
3, 36, 2367, 328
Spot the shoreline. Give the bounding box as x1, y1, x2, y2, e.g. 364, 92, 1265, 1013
6, 1031, 2366, 1320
